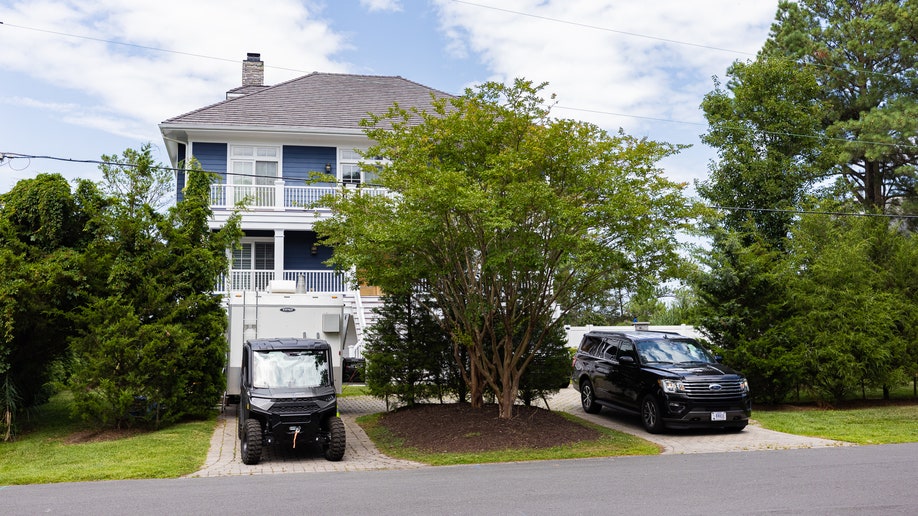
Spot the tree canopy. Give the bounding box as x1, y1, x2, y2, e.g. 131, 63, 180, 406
1, 145, 239, 436
693, 0, 918, 403
317, 79, 693, 418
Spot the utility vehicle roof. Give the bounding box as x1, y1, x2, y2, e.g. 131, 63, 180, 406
245, 338, 331, 351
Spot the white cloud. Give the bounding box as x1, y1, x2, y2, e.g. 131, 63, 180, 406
0, 0, 350, 142
359, 0, 403, 12
432, 0, 777, 136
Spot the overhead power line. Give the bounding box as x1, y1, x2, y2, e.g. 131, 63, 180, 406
4, 151, 917, 220
450, 0, 757, 56
710, 205, 918, 221
0, 22, 310, 75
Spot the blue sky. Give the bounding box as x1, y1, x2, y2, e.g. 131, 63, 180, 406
0, 0, 779, 194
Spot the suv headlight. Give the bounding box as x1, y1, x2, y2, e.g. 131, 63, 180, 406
659, 379, 686, 394
739, 379, 749, 393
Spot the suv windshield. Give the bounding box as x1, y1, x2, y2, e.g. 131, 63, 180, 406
253, 350, 330, 389
636, 339, 715, 365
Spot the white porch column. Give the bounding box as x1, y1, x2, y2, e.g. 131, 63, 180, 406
274, 179, 285, 211
274, 229, 285, 282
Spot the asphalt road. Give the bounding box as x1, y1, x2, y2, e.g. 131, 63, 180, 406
3, 443, 916, 515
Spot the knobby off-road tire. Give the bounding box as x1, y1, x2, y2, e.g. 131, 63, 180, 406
240, 419, 263, 465
580, 380, 602, 414
641, 394, 665, 434
323, 416, 346, 462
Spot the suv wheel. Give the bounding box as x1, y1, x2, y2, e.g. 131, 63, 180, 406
580, 380, 602, 414
240, 419, 263, 465
641, 394, 665, 434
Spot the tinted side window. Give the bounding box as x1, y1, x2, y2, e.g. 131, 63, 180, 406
579, 336, 602, 355
618, 341, 638, 362
601, 339, 620, 360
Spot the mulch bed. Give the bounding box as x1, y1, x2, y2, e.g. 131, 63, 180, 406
377, 403, 601, 453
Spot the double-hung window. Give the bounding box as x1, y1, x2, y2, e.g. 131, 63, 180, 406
231, 241, 275, 291
339, 149, 381, 186
231, 145, 279, 206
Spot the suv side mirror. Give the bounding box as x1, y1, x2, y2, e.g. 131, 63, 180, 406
619, 355, 635, 365
714, 355, 723, 363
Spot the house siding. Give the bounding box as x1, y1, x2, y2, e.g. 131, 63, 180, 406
284, 231, 333, 270
191, 142, 228, 180
283, 146, 336, 184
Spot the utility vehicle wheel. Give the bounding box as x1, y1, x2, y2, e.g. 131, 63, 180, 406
323, 416, 346, 462
641, 394, 665, 434
240, 419, 263, 465
580, 380, 601, 414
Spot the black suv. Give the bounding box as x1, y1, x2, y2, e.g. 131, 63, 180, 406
571, 330, 750, 433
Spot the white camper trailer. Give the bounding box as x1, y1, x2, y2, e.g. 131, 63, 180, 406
225, 280, 358, 399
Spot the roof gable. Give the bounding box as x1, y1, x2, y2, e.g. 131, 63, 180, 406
162, 72, 453, 131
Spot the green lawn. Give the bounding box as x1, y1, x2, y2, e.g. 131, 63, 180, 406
753, 404, 918, 444
3, 391, 916, 485
0, 393, 216, 485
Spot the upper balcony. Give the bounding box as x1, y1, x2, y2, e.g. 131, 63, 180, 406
209, 180, 388, 211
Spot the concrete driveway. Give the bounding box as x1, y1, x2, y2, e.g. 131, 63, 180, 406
188, 387, 850, 478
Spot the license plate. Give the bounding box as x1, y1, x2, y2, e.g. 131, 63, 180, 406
711, 411, 726, 421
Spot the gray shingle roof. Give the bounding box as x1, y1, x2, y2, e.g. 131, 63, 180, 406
161, 72, 454, 131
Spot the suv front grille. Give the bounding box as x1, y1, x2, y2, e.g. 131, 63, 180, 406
683, 379, 744, 399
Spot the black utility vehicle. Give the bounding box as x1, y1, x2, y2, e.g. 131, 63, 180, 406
571, 330, 751, 433
238, 338, 345, 465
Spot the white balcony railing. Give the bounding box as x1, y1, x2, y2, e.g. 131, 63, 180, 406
216, 269, 347, 293
209, 182, 388, 210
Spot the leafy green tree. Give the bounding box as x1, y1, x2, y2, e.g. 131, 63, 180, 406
0, 174, 102, 438
699, 57, 825, 248
70, 147, 239, 428
779, 203, 909, 403
317, 79, 693, 418
694, 1, 918, 402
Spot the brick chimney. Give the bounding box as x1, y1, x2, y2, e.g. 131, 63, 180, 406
242, 52, 264, 87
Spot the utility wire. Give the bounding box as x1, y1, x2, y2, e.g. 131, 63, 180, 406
448, 0, 909, 82
3, 152, 917, 220
450, 0, 757, 56
0, 21, 310, 74
3, 16, 915, 152
709, 205, 918, 220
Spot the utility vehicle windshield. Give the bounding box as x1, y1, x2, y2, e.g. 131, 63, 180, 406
252, 349, 330, 389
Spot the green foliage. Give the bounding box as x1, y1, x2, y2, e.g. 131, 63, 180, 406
68, 146, 239, 429
694, 1, 918, 404
763, 0, 918, 211
318, 78, 693, 418
516, 325, 572, 406
0, 174, 103, 437
363, 294, 459, 406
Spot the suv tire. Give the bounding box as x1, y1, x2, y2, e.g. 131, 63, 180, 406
323, 416, 346, 461
580, 380, 602, 414
241, 419, 263, 465
641, 394, 665, 434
